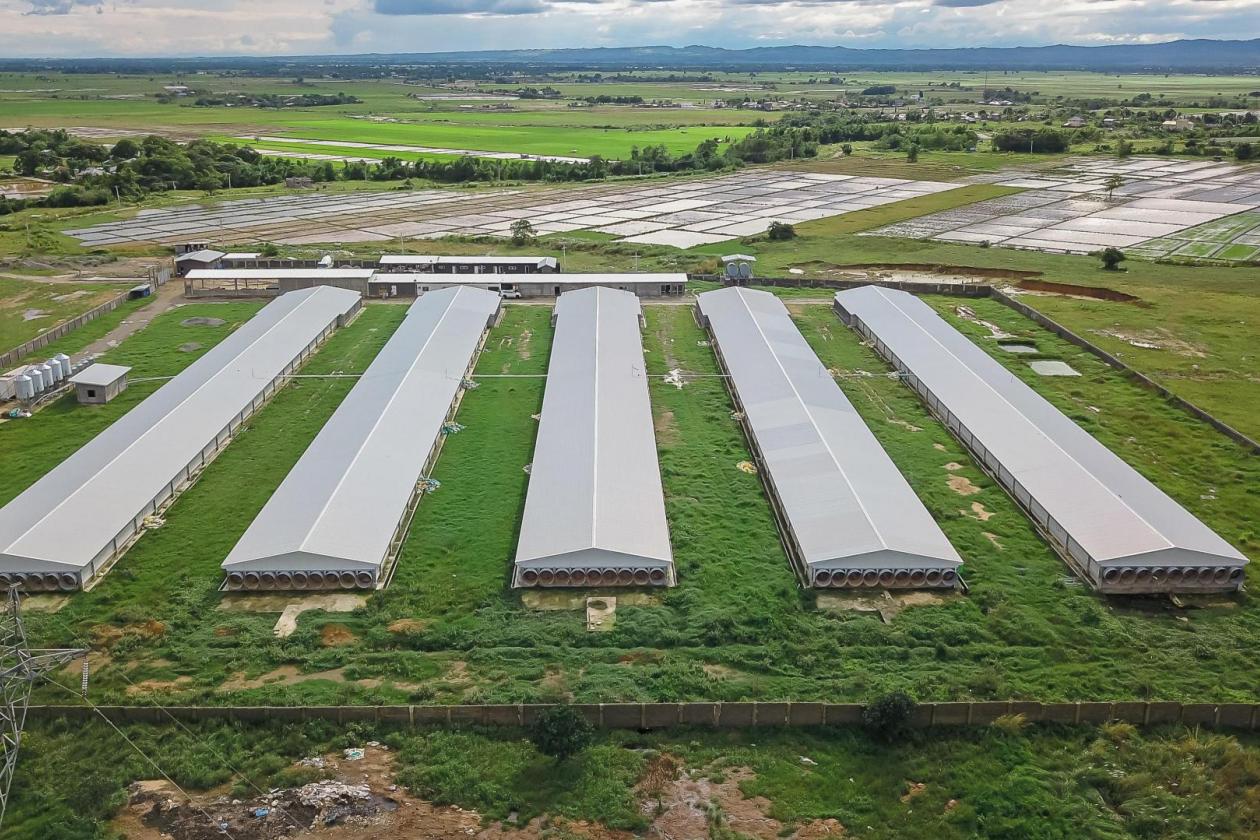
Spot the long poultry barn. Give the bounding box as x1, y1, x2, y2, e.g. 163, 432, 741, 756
833, 284, 1248, 594
696, 287, 962, 589
222, 286, 501, 591
513, 287, 675, 588
0, 286, 362, 592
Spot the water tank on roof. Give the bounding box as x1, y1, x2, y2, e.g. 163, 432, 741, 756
15, 374, 34, 401
26, 367, 44, 393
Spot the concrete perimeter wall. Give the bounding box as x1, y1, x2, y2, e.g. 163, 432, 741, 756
26, 700, 1260, 730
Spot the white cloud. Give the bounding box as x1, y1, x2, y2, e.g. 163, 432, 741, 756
0, 0, 1256, 56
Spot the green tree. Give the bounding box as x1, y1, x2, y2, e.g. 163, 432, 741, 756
510, 219, 537, 246
841, 143, 853, 156
1235, 142, 1254, 162
906, 143, 920, 163
1104, 173, 1124, 201
1099, 247, 1126, 271
1116, 138, 1134, 158
528, 706, 594, 762
110, 138, 139, 160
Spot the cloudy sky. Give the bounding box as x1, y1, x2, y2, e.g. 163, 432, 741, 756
1, 0, 1257, 58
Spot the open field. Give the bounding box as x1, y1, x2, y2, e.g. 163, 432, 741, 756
0, 275, 131, 352
0, 287, 1250, 707
9, 717, 1260, 839
224, 120, 756, 159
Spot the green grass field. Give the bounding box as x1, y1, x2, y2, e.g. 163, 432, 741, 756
1, 289, 1253, 709
228, 119, 756, 158
0, 276, 132, 353
8, 717, 1260, 839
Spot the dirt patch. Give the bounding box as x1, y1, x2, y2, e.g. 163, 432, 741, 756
220, 665, 349, 692
947, 475, 982, 496
702, 663, 742, 680
1013, 278, 1139, 303
954, 305, 1013, 340
736, 460, 758, 474
179, 342, 203, 353
386, 618, 429, 634
943, 462, 965, 472
795, 819, 846, 838
901, 781, 927, 803
933, 443, 947, 452
114, 748, 843, 840
180, 316, 225, 327
816, 589, 949, 621
125, 676, 193, 696
1090, 327, 1207, 357
320, 624, 356, 647
648, 766, 784, 839
22, 308, 50, 321
964, 502, 994, 521
218, 592, 366, 615
983, 532, 1004, 550
653, 409, 680, 446
788, 261, 1038, 282
90, 620, 166, 649
516, 328, 532, 360
888, 418, 923, 432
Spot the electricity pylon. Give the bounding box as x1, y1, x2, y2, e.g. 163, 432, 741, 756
0, 588, 87, 826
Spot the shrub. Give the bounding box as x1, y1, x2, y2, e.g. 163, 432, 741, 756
529, 705, 594, 762
767, 221, 796, 241
862, 690, 917, 742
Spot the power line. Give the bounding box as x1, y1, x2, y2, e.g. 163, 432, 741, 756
41, 674, 241, 840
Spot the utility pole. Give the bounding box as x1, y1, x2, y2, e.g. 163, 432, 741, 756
0, 589, 87, 827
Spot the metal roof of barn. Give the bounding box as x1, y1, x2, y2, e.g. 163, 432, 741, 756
184, 269, 376, 280
0, 286, 361, 578
697, 286, 961, 576
833, 285, 1248, 570
513, 287, 674, 584
222, 287, 499, 581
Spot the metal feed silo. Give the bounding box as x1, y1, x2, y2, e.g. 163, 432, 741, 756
27, 367, 44, 393
52, 354, 70, 381
37, 363, 55, 389
15, 374, 34, 400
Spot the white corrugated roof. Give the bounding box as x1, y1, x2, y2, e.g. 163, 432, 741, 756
175, 249, 226, 262
185, 269, 375, 280
375, 273, 686, 286
834, 285, 1247, 570
222, 286, 500, 579
513, 287, 673, 582
698, 287, 961, 576
68, 363, 131, 387
0, 287, 361, 578
379, 255, 557, 267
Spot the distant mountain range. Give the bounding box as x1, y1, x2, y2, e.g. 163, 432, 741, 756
392, 39, 1260, 71
5, 38, 1260, 72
